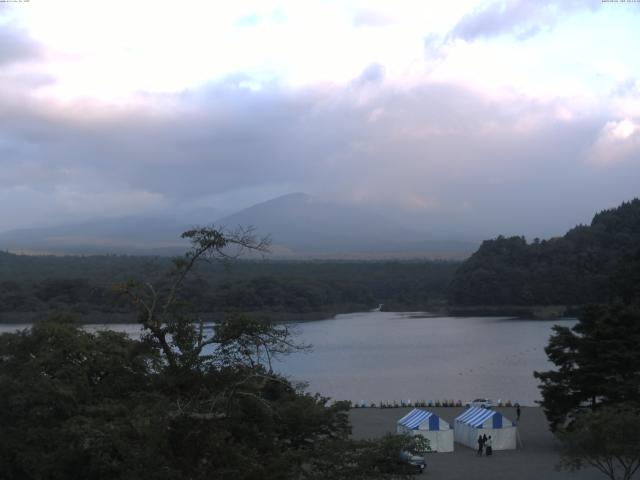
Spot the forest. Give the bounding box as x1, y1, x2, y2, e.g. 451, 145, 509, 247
2, 198, 639, 322
448, 199, 640, 306
0, 253, 459, 322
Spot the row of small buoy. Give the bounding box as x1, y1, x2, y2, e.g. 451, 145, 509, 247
352, 399, 518, 408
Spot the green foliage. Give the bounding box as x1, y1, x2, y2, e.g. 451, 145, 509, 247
449, 199, 640, 306
557, 404, 640, 480
411, 433, 431, 453
0, 228, 421, 479
534, 305, 640, 431
0, 252, 458, 319
0, 319, 167, 480
0, 318, 357, 479
535, 227, 640, 476
611, 247, 640, 305
302, 434, 426, 480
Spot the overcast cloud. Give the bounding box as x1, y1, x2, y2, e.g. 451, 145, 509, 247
0, 1, 639, 240
450, 0, 599, 41
0, 15, 40, 66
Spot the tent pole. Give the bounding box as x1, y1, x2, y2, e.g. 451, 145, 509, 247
516, 428, 524, 449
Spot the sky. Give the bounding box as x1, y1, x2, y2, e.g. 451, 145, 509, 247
1, 0, 639, 239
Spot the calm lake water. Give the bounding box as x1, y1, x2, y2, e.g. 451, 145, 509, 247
272, 311, 575, 406
0, 311, 574, 406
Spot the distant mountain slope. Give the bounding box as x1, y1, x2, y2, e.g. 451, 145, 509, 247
0, 216, 191, 255
0, 193, 478, 258
217, 193, 477, 258
448, 198, 640, 305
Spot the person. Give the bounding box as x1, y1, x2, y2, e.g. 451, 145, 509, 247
482, 433, 487, 445
516, 404, 521, 422
477, 434, 484, 456
486, 435, 493, 456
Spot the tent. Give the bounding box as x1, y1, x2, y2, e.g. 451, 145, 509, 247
396, 408, 454, 452
454, 407, 517, 450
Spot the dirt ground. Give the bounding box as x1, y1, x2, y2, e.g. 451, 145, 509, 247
349, 406, 607, 479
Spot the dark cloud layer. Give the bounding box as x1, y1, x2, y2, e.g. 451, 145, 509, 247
1, 69, 637, 239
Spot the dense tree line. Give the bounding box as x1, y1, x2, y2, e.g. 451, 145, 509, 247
449, 199, 640, 306
4, 198, 639, 317
0, 253, 458, 320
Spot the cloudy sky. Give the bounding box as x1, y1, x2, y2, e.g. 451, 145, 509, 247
1, 0, 639, 239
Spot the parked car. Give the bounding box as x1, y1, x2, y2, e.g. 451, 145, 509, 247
399, 450, 426, 474
466, 398, 493, 408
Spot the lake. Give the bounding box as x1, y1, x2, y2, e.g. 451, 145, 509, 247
0, 311, 573, 406
274, 311, 574, 406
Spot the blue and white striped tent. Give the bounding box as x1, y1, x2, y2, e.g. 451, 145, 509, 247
396, 409, 453, 452
454, 407, 516, 450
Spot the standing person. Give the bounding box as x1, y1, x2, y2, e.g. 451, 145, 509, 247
486, 435, 493, 456
477, 434, 484, 456
482, 433, 487, 446
516, 404, 521, 422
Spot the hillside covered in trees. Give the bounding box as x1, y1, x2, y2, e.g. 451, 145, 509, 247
449, 199, 640, 306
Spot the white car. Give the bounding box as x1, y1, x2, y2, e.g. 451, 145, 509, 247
466, 398, 493, 408
399, 451, 426, 474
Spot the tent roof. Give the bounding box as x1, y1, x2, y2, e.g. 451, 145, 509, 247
397, 408, 436, 429
455, 407, 500, 428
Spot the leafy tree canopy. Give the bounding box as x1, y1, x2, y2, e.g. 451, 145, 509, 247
0, 227, 422, 479
535, 238, 640, 433
534, 304, 640, 431
557, 403, 640, 480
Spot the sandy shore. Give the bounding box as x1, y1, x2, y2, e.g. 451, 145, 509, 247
349, 406, 606, 479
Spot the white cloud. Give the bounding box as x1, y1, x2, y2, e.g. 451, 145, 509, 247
589, 118, 640, 165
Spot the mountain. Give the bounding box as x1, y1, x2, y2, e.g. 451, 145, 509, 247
0, 193, 478, 258
215, 193, 477, 258
448, 198, 640, 306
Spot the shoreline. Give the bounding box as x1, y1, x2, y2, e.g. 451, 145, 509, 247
0, 304, 580, 324
444, 305, 581, 320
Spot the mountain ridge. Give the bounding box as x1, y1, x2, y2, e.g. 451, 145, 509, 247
0, 193, 478, 258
